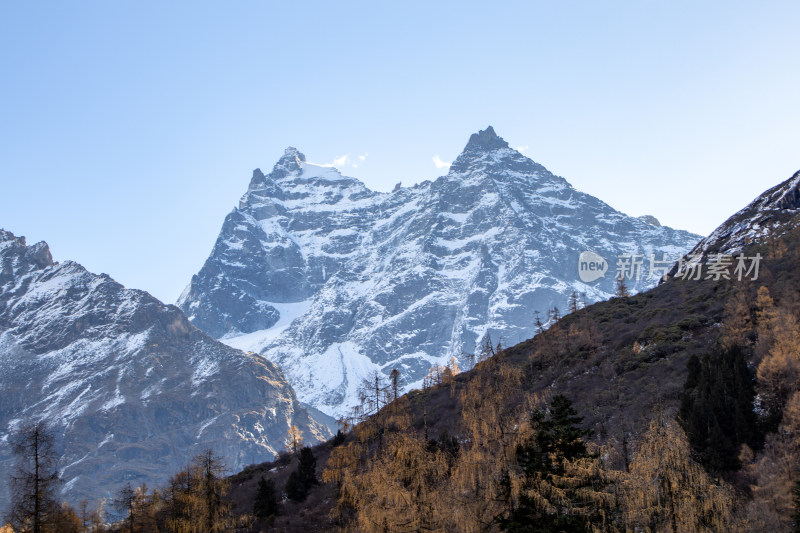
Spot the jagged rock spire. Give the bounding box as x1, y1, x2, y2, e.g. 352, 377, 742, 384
449, 126, 517, 174
462, 126, 509, 152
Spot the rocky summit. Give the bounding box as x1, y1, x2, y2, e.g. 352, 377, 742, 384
179, 127, 701, 418
0, 230, 331, 511
676, 170, 800, 259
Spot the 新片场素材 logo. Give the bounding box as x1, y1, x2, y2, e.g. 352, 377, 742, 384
577, 251, 763, 283
578, 251, 607, 282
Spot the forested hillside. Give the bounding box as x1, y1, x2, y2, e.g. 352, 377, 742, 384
222, 214, 800, 532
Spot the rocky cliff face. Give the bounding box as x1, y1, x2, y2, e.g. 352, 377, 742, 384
0, 230, 331, 510
179, 127, 701, 418
670, 170, 800, 262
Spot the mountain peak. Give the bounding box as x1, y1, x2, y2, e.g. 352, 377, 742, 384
449, 126, 516, 174
0, 229, 55, 276
180, 130, 702, 418
463, 126, 509, 152
283, 146, 306, 162
268, 146, 307, 179
0, 228, 24, 246
277, 146, 306, 168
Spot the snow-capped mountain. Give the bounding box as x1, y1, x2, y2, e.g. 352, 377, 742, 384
674, 170, 800, 260
0, 230, 331, 510
179, 127, 701, 418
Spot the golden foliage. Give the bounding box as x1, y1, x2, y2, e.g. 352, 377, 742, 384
132, 450, 242, 533
326, 356, 547, 532
756, 307, 800, 420
347, 432, 450, 532
720, 287, 752, 349
286, 424, 304, 454
623, 415, 733, 532
737, 391, 800, 531
448, 361, 533, 531
755, 286, 778, 359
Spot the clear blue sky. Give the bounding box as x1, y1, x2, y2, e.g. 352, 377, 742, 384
1, 1, 798, 303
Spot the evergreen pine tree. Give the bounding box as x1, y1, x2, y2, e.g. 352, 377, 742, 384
286, 447, 318, 502
331, 429, 346, 447
679, 345, 760, 473
519, 394, 592, 478
284, 471, 303, 503
501, 395, 602, 532
298, 446, 318, 489
253, 476, 278, 519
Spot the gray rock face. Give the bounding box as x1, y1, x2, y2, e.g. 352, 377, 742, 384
637, 215, 661, 227
0, 230, 331, 511
179, 127, 701, 418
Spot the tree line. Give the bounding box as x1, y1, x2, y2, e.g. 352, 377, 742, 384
323, 357, 736, 532
319, 281, 800, 531
2, 423, 322, 532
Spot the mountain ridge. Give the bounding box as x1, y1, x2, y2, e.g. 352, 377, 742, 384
179, 127, 702, 418
0, 229, 331, 511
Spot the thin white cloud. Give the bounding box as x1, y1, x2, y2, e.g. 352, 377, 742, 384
514, 145, 529, 153
314, 152, 368, 168
433, 155, 451, 169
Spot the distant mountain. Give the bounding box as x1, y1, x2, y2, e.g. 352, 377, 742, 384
0, 230, 331, 510
179, 127, 701, 418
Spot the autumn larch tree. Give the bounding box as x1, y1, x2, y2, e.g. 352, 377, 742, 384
478, 332, 495, 362
358, 371, 389, 416
48, 502, 81, 533
720, 287, 753, 349
389, 368, 401, 402
615, 277, 629, 298
737, 391, 800, 531
77, 500, 91, 533
192, 449, 231, 533
624, 414, 733, 533
568, 291, 580, 314
754, 285, 777, 361
285, 424, 303, 455
112, 483, 137, 533
533, 310, 545, 335
6, 422, 61, 533
756, 307, 800, 431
